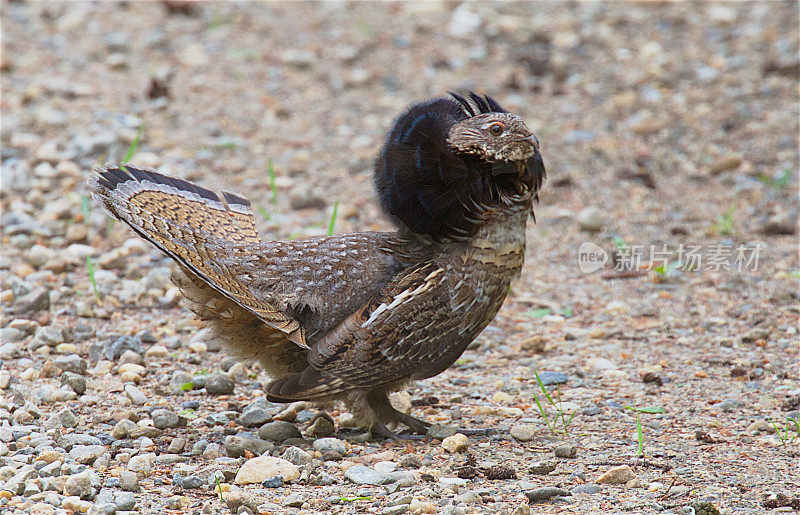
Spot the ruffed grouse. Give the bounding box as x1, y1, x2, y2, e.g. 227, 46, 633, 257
90, 92, 546, 437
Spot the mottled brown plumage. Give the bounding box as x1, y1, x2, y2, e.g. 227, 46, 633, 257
90, 93, 545, 436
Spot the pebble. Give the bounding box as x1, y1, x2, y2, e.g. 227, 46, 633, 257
344, 464, 391, 485
572, 484, 602, 495
536, 371, 568, 386
554, 444, 577, 458
525, 487, 571, 502
234, 456, 300, 484
597, 465, 636, 484
719, 398, 743, 412
180, 474, 204, 489
167, 437, 186, 454
114, 491, 136, 510
12, 286, 50, 313
53, 354, 88, 375
61, 496, 93, 513
58, 408, 79, 428
281, 446, 312, 466
577, 206, 604, 231
262, 475, 284, 488
510, 424, 536, 442
63, 472, 92, 499
124, 384, 147, 405
306, 413, 335, 437
258, 421, 301, 442
313, 437, 347, 455
529, 460, 557, 475
204, 374, 235, 395
235, 408, 273, 428
61, 371, 87, 395
118, 470, 139, 492
29, 325, 65, 350
441, 433, 469, 453
127, 453, 155, 475
151, 409, 180, 429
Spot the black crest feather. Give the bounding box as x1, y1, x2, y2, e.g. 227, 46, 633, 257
375, 94, 543, 240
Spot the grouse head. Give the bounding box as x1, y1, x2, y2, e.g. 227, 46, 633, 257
375, 92, 546, 240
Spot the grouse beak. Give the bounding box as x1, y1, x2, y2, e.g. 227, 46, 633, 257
521, 134, 540, 150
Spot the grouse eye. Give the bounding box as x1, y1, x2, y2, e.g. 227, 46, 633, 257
488, 123, 504, 136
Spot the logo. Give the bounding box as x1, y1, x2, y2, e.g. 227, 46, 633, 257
578, 242, 609, 274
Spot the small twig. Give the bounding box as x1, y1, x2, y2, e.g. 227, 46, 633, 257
658, 477, 679, 500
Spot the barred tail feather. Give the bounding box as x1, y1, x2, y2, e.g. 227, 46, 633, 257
90, 164, 308, 348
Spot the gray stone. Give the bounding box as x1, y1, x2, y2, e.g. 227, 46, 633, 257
536, 371, 568, 386
112, 418, 137, 439
312, 437, 347, 456
0, 342, 21, 359
29, 326, 65, 350
63, 472, 92, 499
0, 327, 25, 343
427, 424, 457, 439
572, 484, 601, 495
94, 336, 145, 363
124, 384, 147, 405
344, 464, 391, 485
61, 371, 87, 395
510, 424, 536, 442
387, 471, 417, 487
151, 409, 179, 429
524, 487, 571, 502
306, 414, 335, 437
12, 287, 50, 314
282, 493, 307, 508
3, 465, 37, 495
554, 444, 577, 458
261, 475, 284, 488
58, 408, 79, 428
118, 470, 139, 491
258, 421, 301, 442
529, 460, 557, 475
59, 433, 102, 451
719, 398, 743, 412
205, 374, 235, 395
577, 206, 604, 232
53, 354, 88, 375
180, 474, 204, 489
39, 460, 62, 477
235, 408, 272, 428
114, 491, 136, 510
281, 446, 312, 466
69, 444, 106, 465
167, 438, 186, 453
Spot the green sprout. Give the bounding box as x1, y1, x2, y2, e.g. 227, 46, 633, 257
625, 406, 666, 458
328, 200, 339, 236
613, 236, 628, 254
653, 261, 680, 278
527, 308, 551, 319
532, 371, 576, 435
769, 417, 800, 446
86, 256, 101, 304
268, 159, 277, 207
120, 126, 143, 173
758, 168, 792, 190
711, 202, 736, 236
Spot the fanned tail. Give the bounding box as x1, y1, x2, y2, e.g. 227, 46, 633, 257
89, 165, 307, 348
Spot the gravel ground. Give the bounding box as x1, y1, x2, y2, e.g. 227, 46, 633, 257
1, 2, 799, 514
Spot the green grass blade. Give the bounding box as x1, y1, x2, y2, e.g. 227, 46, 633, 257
86, 256, 101, 303
124, 126, 143, 163
268, 159, 277, 206
328, 200, 339, 236
636, 412, 644, 457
